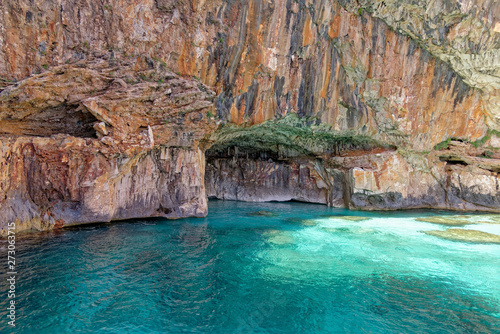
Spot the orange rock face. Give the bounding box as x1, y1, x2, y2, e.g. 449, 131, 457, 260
0, 0, 493, 149
0, 0, 499, 233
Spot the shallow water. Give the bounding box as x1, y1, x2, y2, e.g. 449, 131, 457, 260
1, 200, 499, 333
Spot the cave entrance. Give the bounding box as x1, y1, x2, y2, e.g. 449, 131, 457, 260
0, 104, 99, 138
204, 142, 341, 206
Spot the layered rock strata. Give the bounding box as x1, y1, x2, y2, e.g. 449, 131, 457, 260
1, 0, 497, 148
205, 157, 346, 206
0, 55, 216, 235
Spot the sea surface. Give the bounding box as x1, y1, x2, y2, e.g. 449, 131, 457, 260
1, 200, 499, 333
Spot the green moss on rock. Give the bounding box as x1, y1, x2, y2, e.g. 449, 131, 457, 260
434, 138, 451, 151
471, 130, 500, 148
247, 210, 279, 217
208, 113, 392, 158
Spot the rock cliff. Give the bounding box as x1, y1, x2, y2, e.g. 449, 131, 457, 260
1, 0, 499, 234
1, 55, 216, 234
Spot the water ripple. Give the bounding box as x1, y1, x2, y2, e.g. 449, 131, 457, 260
1, 201, 499, 333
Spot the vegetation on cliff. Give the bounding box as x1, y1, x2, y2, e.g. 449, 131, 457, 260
207, 113, 393, 159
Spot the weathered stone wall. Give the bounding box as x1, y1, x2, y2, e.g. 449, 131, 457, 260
1, 0, 497, 149
347, 152, 500, 212
205, 157, 345, 206
0, 55, 216, 235
0, 139, 207, 235
1, 0, 499, 233
207, 151, 500, 212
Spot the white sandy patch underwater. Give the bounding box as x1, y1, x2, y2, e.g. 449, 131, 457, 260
258, 215, 500, 310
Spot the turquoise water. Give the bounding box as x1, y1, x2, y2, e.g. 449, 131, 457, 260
1, 200, 500, 333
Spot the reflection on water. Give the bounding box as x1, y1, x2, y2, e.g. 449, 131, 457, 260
0, 200, 499, 333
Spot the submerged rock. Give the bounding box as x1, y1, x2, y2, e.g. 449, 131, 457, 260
415, 216, 474, 226
423, 229, 500, 244
264, 230, 295, 245
321, 227, 350, 233
321, 226, 377, 235
332, 216, 371, 222
282, 217, 317, 226
478, 215, 500, 224
247, 211, 279, 218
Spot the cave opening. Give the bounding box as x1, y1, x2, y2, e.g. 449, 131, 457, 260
0, 104, 100, 138
203, 118, 395, 207
204, 142, 339, 206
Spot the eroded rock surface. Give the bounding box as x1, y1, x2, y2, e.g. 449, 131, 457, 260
1, 0, 500, 233
0, 55, 216, 235
0, 0, 497, 148
205, 116, 500, 212
205, 157, 344, 205
344, 149, 500, 211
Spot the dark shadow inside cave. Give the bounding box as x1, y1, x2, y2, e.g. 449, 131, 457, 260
206, 145, 281, 161
0, 104, 99, 138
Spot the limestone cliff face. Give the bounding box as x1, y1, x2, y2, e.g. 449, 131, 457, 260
0, 0, 499, 233
348, 150, 500, 211
1, 0, 497, 148
1, 138, 208, 232
0, 55, 216, 235
205, 157, 346, 206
